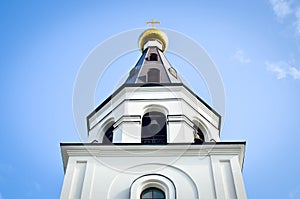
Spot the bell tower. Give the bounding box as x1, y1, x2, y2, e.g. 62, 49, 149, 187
60, 24, 247, 199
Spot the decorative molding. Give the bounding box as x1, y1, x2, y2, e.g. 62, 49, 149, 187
87, 85, 221, 129
130, 174, 176, 199
60, 143, 245, 172
114, 115, 141, 128
88, 86, 220, 131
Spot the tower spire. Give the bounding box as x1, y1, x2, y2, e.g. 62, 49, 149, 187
125, 25, 180, 85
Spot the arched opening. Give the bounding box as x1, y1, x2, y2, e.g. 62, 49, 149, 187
142, 111, 167, 144
102, 124, 114, 144
141, 187, 165, 199
149, 53, 158, 61
147, 68, 160, 83
193, 124, 204, 144
130, 174, 177, 199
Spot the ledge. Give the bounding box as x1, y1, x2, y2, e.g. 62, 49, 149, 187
60, 142, 245, 172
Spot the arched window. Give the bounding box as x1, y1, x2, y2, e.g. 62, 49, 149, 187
130, 174, 176, 199
102, 124, 114, 144
141, 187, 165, 199
147, 68, 160, 83
142, 112, 167, 144
193, 124, 204, 144
149, 53, 158, 61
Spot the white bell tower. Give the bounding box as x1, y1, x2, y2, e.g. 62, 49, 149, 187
60, 23, 247, 199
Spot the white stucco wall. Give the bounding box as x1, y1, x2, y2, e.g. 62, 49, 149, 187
60, 144, 246, 199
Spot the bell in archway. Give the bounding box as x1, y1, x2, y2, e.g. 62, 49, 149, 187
148, 119, 160, 133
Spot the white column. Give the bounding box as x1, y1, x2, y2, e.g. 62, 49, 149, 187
113, 116, 141, 143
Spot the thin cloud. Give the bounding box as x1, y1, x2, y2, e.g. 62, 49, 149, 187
233, 49, 251, 64
289, 67, 300, 79
266, 60, 300, 79
270, 0, 293, 19
0, 193, 3, 199
295, 7, 300, 34
266, 61, 287, 79
269, 0, 300, 35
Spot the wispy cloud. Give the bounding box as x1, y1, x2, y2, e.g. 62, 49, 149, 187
289, 67, 300, 79
266, 60, 300, 79
269, 0, 300, 35
266, 61, 287, 79
0, 192, 4, 199
233, 49, 251, 64
295, 7, 300, 34
270, 0, 293, 19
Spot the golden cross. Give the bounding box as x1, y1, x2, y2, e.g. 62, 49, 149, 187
146, 19, 160, 27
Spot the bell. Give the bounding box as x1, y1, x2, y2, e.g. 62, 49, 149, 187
194, 131, 204, 144
148, 119, 160, 133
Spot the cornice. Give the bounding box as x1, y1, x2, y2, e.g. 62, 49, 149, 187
61, 142, 245, 172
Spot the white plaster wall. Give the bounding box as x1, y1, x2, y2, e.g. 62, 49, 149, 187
60, 145, 247, 199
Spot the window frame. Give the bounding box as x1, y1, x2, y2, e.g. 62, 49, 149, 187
130, 174, 176, 199
140, 187, 165, 199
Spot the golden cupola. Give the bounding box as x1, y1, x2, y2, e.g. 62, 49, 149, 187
138, 25, 168, 52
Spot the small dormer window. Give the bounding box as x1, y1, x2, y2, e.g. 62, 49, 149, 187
149, 53, 158, 61
147, 68, 160, 83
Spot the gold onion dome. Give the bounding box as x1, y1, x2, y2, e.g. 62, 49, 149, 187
138, 28, 168, 52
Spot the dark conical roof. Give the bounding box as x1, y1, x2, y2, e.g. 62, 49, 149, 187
125, 46, 181, 84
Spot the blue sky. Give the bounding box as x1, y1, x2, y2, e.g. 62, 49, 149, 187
1, 0, 300, 198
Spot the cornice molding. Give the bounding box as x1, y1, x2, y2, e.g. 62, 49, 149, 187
61, 143, 245, 172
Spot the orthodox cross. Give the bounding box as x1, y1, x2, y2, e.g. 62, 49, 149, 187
146, 19, 160, 27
